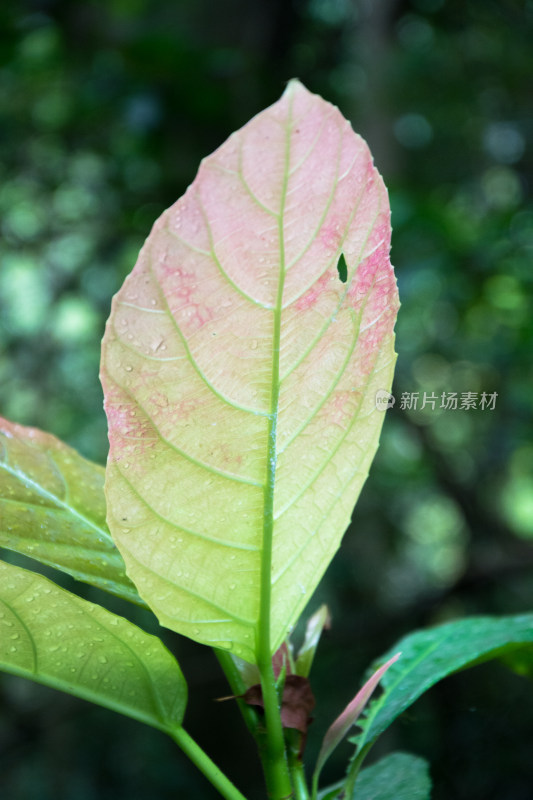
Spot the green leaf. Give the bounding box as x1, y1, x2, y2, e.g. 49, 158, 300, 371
353, 614, 533, 758
0, 559, 186, 732
0, 417, 143, 606
101, 79, 398, 663
350, 752, 431, 799
319, 752, 431, 800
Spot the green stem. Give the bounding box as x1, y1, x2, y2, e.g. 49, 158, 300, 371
256, 653, 293, 799
288, 744, 310, 800
291, 765, 310, 800
216, 652, 292, 799
310, 771, 319, 800
215, 649, 260, 739
216, 650, 292, 798
342, 743, 373, 798
170, 726, 249, 800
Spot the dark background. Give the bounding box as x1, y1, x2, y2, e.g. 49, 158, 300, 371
1, 0, 532, 798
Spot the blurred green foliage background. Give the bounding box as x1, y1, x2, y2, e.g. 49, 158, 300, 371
0, 1, 532, 798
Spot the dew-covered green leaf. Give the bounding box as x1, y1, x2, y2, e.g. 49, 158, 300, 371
352, 615, 533, 760
318, 752, 431, 800
0, 560, 186, 731
0, 417, 142, 606
101, 79, 398, 663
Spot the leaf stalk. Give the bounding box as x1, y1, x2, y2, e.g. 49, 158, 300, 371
170, 726, 249, 800
215, 649, 261, 739
287, 733, 310, 800
341, 742, 372, 798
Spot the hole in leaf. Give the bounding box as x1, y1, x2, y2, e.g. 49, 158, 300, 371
336, 252, 348, 283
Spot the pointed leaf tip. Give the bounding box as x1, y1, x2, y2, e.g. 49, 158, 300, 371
284, 77, 305, 96
295, 604, 331, 678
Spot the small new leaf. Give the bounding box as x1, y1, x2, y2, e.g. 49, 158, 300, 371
295, 604, 331, 678
313, 652, 400, 789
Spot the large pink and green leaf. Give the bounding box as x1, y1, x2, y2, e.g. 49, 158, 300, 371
101, 80, 398, 663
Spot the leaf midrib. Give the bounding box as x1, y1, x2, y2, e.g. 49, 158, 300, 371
257, 92, 293, 660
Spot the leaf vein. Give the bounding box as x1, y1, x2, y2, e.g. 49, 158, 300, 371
123, 548, 256, 626
285, 120, 345, 272
274, 317, 389, 523
0, 462, 111, 546
110, 370, 263, 488
115, 466, 260, 552
163, 221, 211, 256
288, 108, 336, 176
71, 593, 170, 725
236, 141, 279, 219
145, 253, 270, 416
111, 321, 185, 363
2, 595, 39, 674
195, 190, 274, 309
277, 308, 362, 455
280, 195, 383, 380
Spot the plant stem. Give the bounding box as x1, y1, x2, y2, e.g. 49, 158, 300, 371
218, 648, 293, 798
215, 649, 260, 739
216, 650, 293, 797
288, 750, 310, 800
256, 651, 293, 799
342, 743, 372, 798
292, 768, 310, 800
170, 727, 249, 800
